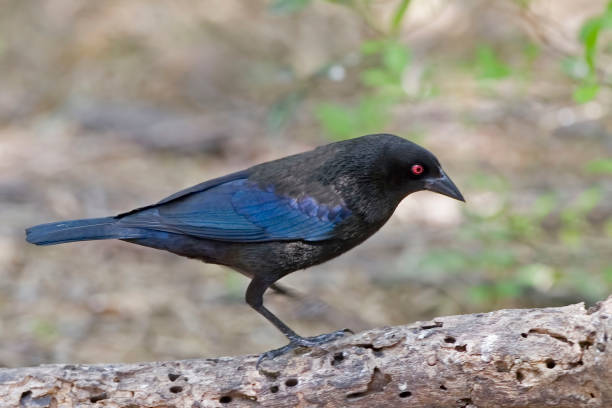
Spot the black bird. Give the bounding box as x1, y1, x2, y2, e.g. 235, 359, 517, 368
26, 133, 464, 362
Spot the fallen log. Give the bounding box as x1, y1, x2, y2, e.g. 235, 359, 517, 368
2, 296, 610, 407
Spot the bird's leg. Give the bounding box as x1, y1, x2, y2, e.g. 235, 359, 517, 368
245, 278, 352, 368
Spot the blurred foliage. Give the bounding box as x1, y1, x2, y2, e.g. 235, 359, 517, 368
268, 0, 425, 139
271, 1, 611, 309
574, 0, 612, 102
315, 39, 411, 139
415, 182, 609, 305
288, 0, 607, 307
473, 45, 512, 80
585, 158, 612, 174
271, 0, 612, 126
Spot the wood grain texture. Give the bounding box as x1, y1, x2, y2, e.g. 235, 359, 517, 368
2, 296, 610, 407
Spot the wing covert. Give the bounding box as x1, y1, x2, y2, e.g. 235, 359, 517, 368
118, 179, 350, 242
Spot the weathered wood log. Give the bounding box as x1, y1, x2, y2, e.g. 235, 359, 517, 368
1, 296, 610, 407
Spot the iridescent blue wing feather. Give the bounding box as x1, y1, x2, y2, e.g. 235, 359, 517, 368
117, 178, 350, 242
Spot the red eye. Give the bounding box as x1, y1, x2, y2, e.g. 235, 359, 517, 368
411, 164, 424, 175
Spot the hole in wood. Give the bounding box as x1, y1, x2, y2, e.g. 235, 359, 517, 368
495, 360, 509, 372
168, 373, 180, 382
420, 321, 443, 330
459, 398, 473, 406
569, 359, 583, 368
545, 358, 556, 369
269, 385, 279, 393
20, 391, 32, 403
347, 391, 366, 400
90, 393, 108, 403
398, 391, 411, 398
219, 395, 232, 404
332, 352, 344, 366
444, 336, 456, 343
285, 378, 298, 387
169, 386, 183, 394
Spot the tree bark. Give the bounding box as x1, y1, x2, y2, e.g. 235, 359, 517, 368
1, 296, 610, 408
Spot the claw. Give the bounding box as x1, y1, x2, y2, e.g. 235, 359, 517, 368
256, 328, 352, 370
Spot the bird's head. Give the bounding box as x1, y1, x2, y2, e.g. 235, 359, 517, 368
379, 135, 465, 202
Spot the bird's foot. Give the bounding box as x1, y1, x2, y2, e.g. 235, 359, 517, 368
256, 328, 352, 370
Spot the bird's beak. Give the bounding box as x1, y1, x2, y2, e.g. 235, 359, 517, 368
425, 171, 465, 202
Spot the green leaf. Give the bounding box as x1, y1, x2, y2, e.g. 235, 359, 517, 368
356, 97, 389, 133
474, 45, 511, 79
494, 280, 522, 299
585, 158, 612, 174
390, 0, 411, 35
513, 0, 531, 8
383, 42, 410, 77
532, 193, 558, 220
361, 40, 386, 55
574, 187, 603, 214
560, 227, 582, 246
573, 82, 599, 103
508, 214, 538, 239
360, 68, 394, 87
578, 3, 612, 73
579, 17, 602, 71
579, 16, 603, 44
605, 218, 612, 238
269, 0, 311, 14
522, 41, 540, 63
316, 97, 393, 141
475, 249, 516, 269
315, 103, 355, 140
469, 285, 494, 304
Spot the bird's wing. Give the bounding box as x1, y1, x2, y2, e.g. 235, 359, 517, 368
116, 170, 250, 218
117, 178, 351, 242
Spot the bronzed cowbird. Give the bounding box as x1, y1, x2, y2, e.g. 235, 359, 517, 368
26, 133, 464, 362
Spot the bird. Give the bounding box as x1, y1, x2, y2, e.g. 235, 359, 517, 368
26, 133, 464, 364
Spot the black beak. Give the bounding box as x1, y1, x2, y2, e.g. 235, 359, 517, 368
425, 171, 465, 202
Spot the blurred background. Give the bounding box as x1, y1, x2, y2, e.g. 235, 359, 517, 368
1, 0, 611, 368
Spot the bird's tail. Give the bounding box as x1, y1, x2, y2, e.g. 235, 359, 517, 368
25, 216, 145, 246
